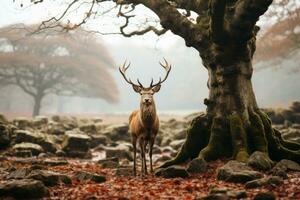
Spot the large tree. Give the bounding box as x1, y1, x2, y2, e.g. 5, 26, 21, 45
18, 0, 300, 164
0, 24, 119, 116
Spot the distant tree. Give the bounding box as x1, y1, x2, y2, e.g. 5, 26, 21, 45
255, 0, 300, 70
0, 24, 119, 116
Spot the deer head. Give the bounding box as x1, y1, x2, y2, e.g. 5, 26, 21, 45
119, 59, 171, 106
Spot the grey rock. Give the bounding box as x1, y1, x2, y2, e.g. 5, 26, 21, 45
14, 130, 56, 153
27, 170, 71, 186
170, 139, 185, 150
75, 171, 106, 183
210, 187, 247, 199
253, 192, 276, 200
105, 144, 133, 161
247, 151, 274, 171
12, 142, 44, 156
33, 116, 48, 127
61, 130, 91, 158
202, 193, 229, 200
0, 113, 8, 124
155, 165, 189, 178
154, 155, 172, 164
7, 168, 31, 179
272, 159, 300, 178
43, 159, 68, 166
187, 158, 208, 173
103, 123, 130, 142
98, 157, 119, 169
79, 123, 97, 134
0, 179, 49, 199
217, 160, 263, 183
0, 124, 10, 149
47, 122, 65, 135
90, 135, 107, 148
245, 176, 283, 189
13, 117, 32, 129
173, 129, 186, 140
115, 166, 133, 176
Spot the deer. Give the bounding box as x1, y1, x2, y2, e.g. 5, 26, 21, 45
119, 59, 171, 176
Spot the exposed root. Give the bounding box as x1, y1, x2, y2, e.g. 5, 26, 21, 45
158, 114, 209, 168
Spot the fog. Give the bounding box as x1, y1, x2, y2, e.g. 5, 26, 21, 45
0, 1, 299, 117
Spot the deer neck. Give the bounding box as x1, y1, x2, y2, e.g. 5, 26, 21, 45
140, 101, 156, 129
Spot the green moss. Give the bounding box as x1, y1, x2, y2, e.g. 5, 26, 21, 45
248, 111, 268, 153
199, 116, 231, 160
159, 115, 209, 168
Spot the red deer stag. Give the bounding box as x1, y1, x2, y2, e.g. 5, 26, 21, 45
119, 59, 171, 176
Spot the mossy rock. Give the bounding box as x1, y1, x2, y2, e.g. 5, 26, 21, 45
247, 151, 274, 171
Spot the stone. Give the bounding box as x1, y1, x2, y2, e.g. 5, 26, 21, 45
155, 165, 189, 178
173, 129, 186, 140
115, 166, 133, 176
55, 150, 66, 157
247, 151, 274, 171
12, 142, 44, 156
7, 168, 31, 179
43, 159, 69, 166
245, 176, 283, 189
103, 123, 130, 142
202, 193, 229, 200
47, 122, 65, 135
33, 116, 48, 127
14, 130, 56, 153
105, 144, 133, 161
27, 170, 71, 186
13, 117, 32, 129
170, 139, 185, 150
0, 113, 8, 124
75, 171, 106, 183
154, 155, 172, 164
187, 158, 208, 173
253, 192, 276, 200
0, 124, 10, 150
61, 130, 91, 157
217, 161, 263, 183
210, 187, 247, 199
272, 159, 300, 178
0, 179, 49, 199
79, 123, 97, 134
90, 135, 107, 148
98, 157, 119, 169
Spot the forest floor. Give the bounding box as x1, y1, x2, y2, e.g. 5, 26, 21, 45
0, 157, 299, 200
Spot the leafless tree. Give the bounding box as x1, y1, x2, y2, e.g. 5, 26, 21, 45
0, 24, 119, 116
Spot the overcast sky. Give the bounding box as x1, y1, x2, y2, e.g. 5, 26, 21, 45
0, 1, 299, 114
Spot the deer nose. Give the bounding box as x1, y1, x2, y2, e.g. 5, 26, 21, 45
144, 98, 151, 103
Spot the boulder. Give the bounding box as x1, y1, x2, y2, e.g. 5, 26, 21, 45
75, 171, 106, 183
105, 144, 133, 161
32, 116, 48, 128
7, 168, 31, 179
98, 157, 119, 169
90, 135, 107, 148
14, 130, 56, 153
202, 193, 229, 200
103, 123, 130, 142
290, 101, 300, 112
272, 159, 300, 178
173, 129, 186, 140
0, 179, 49, 199
209, 187, 247, 199
115, 166, 133, 176
247, 151, 274, 171
155, 165, 189, 178
253, 192, 276, 200
187, 158, 208, 173
0, 124, 10, 150
154, 155, 172, 164
27, 170, 71, 186
61, 130, 91, 158
217, 161, 263, 183
170, 139, 185, 150
0, 113, 8, 124
245, 176, 283, 189
47, 122, 66, 135
79, 123, 97, 134
13, 117, 32, 129
12, 142, 44, 156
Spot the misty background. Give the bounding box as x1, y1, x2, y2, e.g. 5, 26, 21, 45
0, 1, 299, 117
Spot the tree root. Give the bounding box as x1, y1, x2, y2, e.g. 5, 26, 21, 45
159, 110, 300, 169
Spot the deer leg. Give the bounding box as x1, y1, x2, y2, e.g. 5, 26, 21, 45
144, 141, 148, 175
132, 136, 137, 176
149, 137, 155, 173
139, 139, 144, 176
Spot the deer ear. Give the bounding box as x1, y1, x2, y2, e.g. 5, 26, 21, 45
132, 85, 142, 93
152, 85, 161, 93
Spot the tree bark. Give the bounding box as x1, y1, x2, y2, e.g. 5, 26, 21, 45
33, 94, 43, 116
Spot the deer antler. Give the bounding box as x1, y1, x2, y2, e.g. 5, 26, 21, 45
150, 58, 171, 88
119, 61, 144, 88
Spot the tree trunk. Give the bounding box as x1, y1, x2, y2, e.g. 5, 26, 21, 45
160, 43, 300, 168
33, 95, 43, 116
